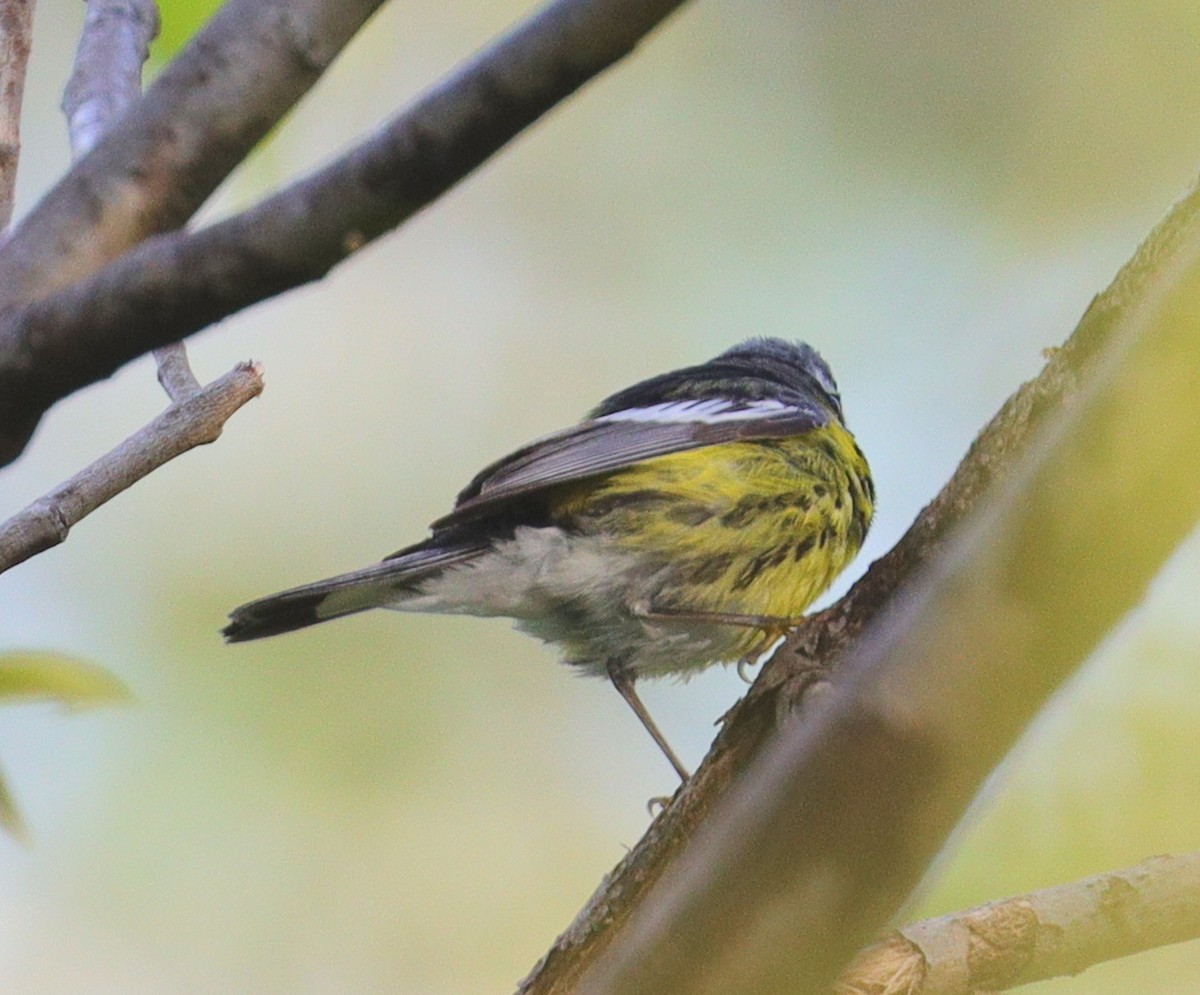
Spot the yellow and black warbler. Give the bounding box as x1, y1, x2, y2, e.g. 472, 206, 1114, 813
224, 338, 874, 779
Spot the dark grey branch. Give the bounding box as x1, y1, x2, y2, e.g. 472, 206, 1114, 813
0, 0, 385, 316
0, 0, 687, 466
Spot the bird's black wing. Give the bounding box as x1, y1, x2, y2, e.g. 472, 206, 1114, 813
432, 397, 830, 529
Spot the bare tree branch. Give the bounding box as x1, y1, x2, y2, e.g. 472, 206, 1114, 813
62, 4, 204, 410
0, 0, 36, 230
515, 185, 1200, 994
62, 0, 158, 158
0, 0, 386, 318
839, 852, 1200, 995
0, 1, 260, 577
0, 0, 690, 466
0, 360, 263, 575
152, 340, 201, 401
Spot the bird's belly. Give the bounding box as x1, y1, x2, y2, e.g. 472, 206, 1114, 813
397, 525, 747, 677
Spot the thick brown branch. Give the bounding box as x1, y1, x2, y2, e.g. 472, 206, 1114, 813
0, 0, 385, 317
517, 187, 1200, 993
0, 361, 263, 575
62, 0, 159, 158
0, 0, 36, 230
840, 852, 1200, 995
0, 0, 689, 466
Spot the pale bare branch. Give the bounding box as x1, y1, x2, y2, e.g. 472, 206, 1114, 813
839, 852, 1200, 995
152, 341, 200, 402
62, 0, 159, 158
61, 3, 203, 407
0, 361, 263, 575
0, 0, 37, 229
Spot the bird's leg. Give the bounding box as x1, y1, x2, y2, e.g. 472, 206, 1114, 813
633, 603, 794, 684
605, 661, 691, 782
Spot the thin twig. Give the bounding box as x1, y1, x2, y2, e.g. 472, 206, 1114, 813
0, 361, 263, 575
0, 0, 37, 230
63, 0, 158, 158
152, 341, 201, 401
0, 0, 690, 465
839, 852, 1200, 995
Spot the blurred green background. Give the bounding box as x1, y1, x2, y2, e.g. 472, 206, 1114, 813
1, 0, 1199, 991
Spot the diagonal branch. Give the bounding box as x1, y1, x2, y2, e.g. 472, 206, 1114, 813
839, 852, 1200, 995
0, 0, 387, 317
573, 201, 1200, 994
0, 360, 263, 574
0, 0, 690, 466
516, 183, 1200, 993
0, 0, 37, 230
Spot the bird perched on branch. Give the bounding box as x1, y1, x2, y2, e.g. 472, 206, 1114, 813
224, 338, 874, 781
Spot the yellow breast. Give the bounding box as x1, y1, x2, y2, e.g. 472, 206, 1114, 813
553, 421, 874, 639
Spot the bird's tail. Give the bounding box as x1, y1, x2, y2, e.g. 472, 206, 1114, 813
222, 537, 487, 642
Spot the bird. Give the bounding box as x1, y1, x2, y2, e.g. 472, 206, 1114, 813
224, 338, 874, 780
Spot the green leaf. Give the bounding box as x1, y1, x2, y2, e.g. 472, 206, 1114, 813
0, 653, 133, 711
0, 654, 131, 839
152, 0, 225, 62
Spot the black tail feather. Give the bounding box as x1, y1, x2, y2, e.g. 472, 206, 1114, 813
223, 588, 360, 642
222, 536, 491, 643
